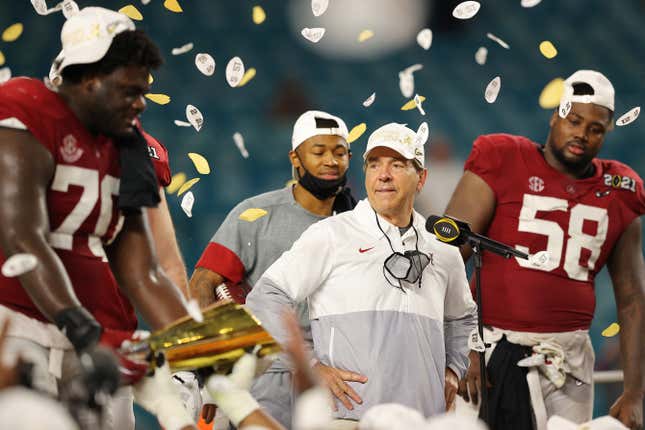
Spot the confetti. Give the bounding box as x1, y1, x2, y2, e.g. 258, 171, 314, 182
529, 251, 550, 268
416, 28, 433, 50
252, 5, 266, 24
188, 152, 211, 174
485, 76, 501, 103
0, 51, 4, 66
145, 93, 171, 105
414, 94, 426, 116
181, 191, 195, 218
171, 42, 194, 55
239, 208, 268, 222
61, 0, 79, 18
186, 104, 204, 131
233, 132, 249, 158
238, 68, 256, 87
362, 92, 376, 107
468, 328, 485, 352
538, 78, 564, 108
452, 1, 480, 19
559, 84, 573, 118
311, 0, 329, 17
0, 67, 12, 84
31, 0, 49, 15
177, 178, 200, 196
616, 107, 640, 127
1, 253, 38, 277
475, 46, 488, 65
601, 322, 620, 337
401, 96, 426, 111
486, 32, 510, 49
225, 56, 245, 87
521, 0, 542, 7
2, 23, 23, 42
148, 73, 153, 84
186, 299, 203, 322
403, 64, 423, 74
301, 27, 326, 43
174, 120, 191, 127
416, 121, 429, 146
347, 123, 367, 143
119, 5, 143, 20
195, 53, 216, 76
539, 40, 557, 59
398, 64, 423, 98
164, 0, 182, 13
358, 30, 374, 43
166, 172, 187, 194
142, 0, 151, 4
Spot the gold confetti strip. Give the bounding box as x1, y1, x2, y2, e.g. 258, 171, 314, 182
347, 123, 367, 144
2, 23, 23, 42
538, 78, 564, 109
119, 5, 143, 20
238, 208, 268, 222
358, 30, 374, 43
188, 152, 211, 174
148, 73, 154, 84
539, 40, 557, 59
0, 50, 4, 66
145, 93, 171, 105
166, 172, 187, 194
252, 6, 266, 24
164, 0, 183, 13
601, 322, 620, 337
177, 178, 200, 196
401, 96, 426, 111
238, 68, 256, 87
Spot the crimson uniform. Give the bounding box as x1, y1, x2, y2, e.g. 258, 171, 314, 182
0, 77, 171, 333
465, 133, 645, 332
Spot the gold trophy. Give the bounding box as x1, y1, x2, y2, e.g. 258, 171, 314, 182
120, 301, 281, 373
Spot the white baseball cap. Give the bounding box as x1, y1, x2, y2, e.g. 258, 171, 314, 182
563, 70, 615, 112
49, 7, 135, 84
364, 122, 425, 168
291, 110, 349, 150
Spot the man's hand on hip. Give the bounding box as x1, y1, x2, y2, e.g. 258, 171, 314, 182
445, 367, 459, 411
313, 363, 367, 411
609, 391, 643, 430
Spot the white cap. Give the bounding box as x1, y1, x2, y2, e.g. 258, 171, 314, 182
291, 110, 349, 150
364, 122, 425, 168
49, 7, 135, 84
547, 415, 628, 430
359, 403, 427, 430
563, 70, 615, 112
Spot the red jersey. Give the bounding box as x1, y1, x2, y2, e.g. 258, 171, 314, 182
0, 77, 171, 331
465, 133, 645, 332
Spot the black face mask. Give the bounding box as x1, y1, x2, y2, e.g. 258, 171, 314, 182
297, 165, 348, 200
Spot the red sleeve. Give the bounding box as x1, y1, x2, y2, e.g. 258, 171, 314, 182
195, 242, 246, 284
463, 134, 504, 192
141, 130, 172, 187
605, 160, 645, 219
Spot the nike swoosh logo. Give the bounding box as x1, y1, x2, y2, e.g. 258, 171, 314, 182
359, 247, 374, 253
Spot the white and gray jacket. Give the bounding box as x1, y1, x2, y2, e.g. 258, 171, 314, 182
246, 199, 477, 420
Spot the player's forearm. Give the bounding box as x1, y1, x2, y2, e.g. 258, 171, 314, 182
617, 296, 645, 394
161, 259, 189, 298
188, 267, 222, 307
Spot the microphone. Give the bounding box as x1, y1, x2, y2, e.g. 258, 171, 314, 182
425, 215, 529, 260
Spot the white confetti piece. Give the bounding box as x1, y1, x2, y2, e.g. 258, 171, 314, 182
174, 120, 191, 127
616, 107, 640, 126
416, 28, 433, 50
468, 328, 485, 352
311, 0, 329, 17
181, 191, 195, 218
414, 94, 426, 115
301, 27, 326, 43
486, 32, 510, 49
195, 53, 216, 76
61, 0, 79, 19
529, 251, 550, 268
171, 42, 193, 55
559, 84, 573, 119
0, 67, 11, 84
521, 0, 542, 7
233, 132, 249, 158
416, 121, 429, 146
362, 92, 376, 107
475, 46, 488, 65
186, 299, 203, 322
403, 63, 423, 75
31, 0, 61, 15
225, 56, 245, 87
485, 76, 501, 103
452, 1, 480, 19
2, 253, 38, 277
399, 72, 414, 98
186, 104, 204, 131
141, 0, 151, 4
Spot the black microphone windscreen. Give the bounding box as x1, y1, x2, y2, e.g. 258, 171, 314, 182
425, 214, 441, 232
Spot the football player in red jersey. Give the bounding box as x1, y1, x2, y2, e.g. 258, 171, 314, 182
446, 70, 644, 429
0, 7, 194, 430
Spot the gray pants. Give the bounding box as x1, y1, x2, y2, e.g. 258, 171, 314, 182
540, 372, 593, 423
250, 370, 293, 429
